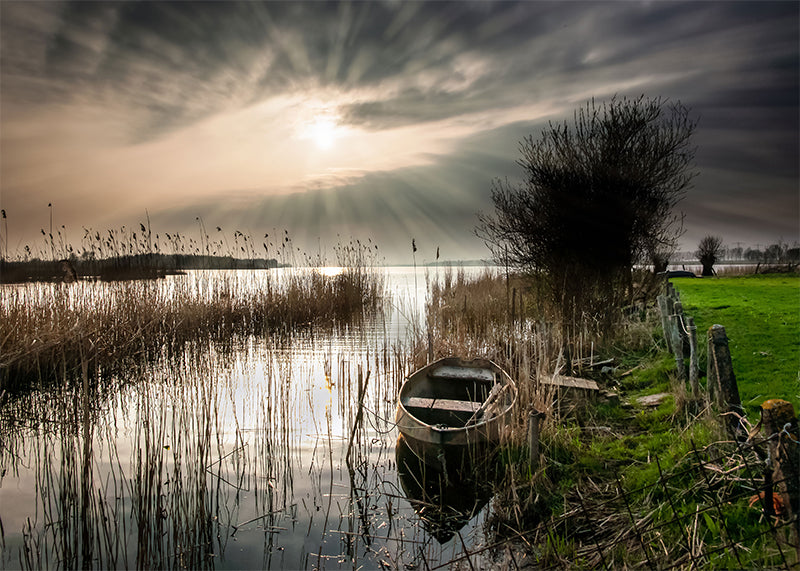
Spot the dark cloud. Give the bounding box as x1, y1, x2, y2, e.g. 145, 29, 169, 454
339, 2, 799, 135
683, 168, 800, 248
1, 1, 797, 258
7, 2, 533, 139
5, 1, 797, 137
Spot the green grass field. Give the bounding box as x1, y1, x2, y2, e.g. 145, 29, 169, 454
672, 273, 799, 414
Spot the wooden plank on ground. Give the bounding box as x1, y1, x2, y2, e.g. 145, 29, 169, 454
541, 376, 600, 391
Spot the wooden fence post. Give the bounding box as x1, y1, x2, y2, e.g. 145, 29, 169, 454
665, 281, 675, 300
528, 409, 544, 471
706, 329, 717, 405
665, 286, 677, 349
671, 301, 686, 382
687, 316, 699, 399
707, 325, 744, 436
760, 399, 800, 555
657, 294, 673, 353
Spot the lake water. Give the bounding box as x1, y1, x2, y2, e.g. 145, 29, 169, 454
0, 266, 501, 570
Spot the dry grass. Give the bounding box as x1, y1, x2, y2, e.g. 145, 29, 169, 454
0, 242, 384, 389
419, 268, 661, 545
420, 266, 654, 425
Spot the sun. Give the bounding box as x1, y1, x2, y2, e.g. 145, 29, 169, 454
297, 108, 351, 152
299, 112, 350, 151
309, 117, 338, 150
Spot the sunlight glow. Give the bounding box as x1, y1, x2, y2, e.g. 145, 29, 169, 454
318, 266, 344, 277
310, 117, 338, 150
301, 113, 347, 151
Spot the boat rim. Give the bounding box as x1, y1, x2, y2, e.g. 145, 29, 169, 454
397, 357, 517, 433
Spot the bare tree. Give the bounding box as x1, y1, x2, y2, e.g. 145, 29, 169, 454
649, 244, 674, 275
477, 96, 696, 319
764, 243, 786, 263
696, 235, 723, 276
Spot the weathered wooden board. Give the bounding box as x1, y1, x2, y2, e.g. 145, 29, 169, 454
541, 376, 599, 391
428, 365, 495, 382
404, 397, 482, 413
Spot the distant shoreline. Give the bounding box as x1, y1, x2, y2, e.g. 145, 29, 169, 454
0, 253, 286, 284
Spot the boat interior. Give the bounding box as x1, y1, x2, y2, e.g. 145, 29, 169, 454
401, 365, 505, 428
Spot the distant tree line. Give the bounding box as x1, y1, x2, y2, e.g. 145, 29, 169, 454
722, 243, 800, 263
0, 253, 281, 284
692, 235, 799, 276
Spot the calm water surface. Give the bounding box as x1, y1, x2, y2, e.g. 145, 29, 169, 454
0, 266, 499, 570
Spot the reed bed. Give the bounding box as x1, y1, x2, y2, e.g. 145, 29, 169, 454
0, 243, 385, 390
2, 241, 513, 569
1, 321, 429, 569
421, 266, 656, 422
2, 255, 496, 569
0, 330, 499, 570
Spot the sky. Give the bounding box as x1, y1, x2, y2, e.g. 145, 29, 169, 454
1, 1, 798, 265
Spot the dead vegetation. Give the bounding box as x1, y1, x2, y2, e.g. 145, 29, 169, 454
0, 241, 384, 390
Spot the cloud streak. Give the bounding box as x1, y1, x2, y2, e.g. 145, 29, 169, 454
1, 1, 797, 261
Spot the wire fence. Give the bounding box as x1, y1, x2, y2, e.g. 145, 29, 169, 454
446, 430, 799, 570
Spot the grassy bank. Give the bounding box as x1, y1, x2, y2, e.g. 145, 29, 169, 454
672, 273, 799, 413
422, 269, 798, 569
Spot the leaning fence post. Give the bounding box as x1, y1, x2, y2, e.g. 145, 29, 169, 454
687, 316, 699, 399
760, 399, 800, 556
671, 301, 686, 382
707, 330, 717, 405
528, 409, 544, 471
665, 287, 677, 351
657, 294, 673, 353
665, 280, 675, 301
707, 325, 744, 437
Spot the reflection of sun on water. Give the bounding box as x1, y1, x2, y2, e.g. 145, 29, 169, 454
319, 266, 344, 277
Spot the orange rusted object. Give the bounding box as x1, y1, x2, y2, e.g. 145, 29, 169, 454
749, 491, 785, 515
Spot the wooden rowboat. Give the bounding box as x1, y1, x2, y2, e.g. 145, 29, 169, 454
395, 357, 517, 471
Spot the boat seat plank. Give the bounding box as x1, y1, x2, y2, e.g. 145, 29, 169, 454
404, 397, 482, 413
428, 366, 495, 383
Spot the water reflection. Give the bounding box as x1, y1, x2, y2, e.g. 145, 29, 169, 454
0, 266, 495, 569
395, 435, 494, 545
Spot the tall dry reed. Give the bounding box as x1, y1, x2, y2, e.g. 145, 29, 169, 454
1, 321, 427, 569
0, 241, 385, 390
422, 266, 660, 438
